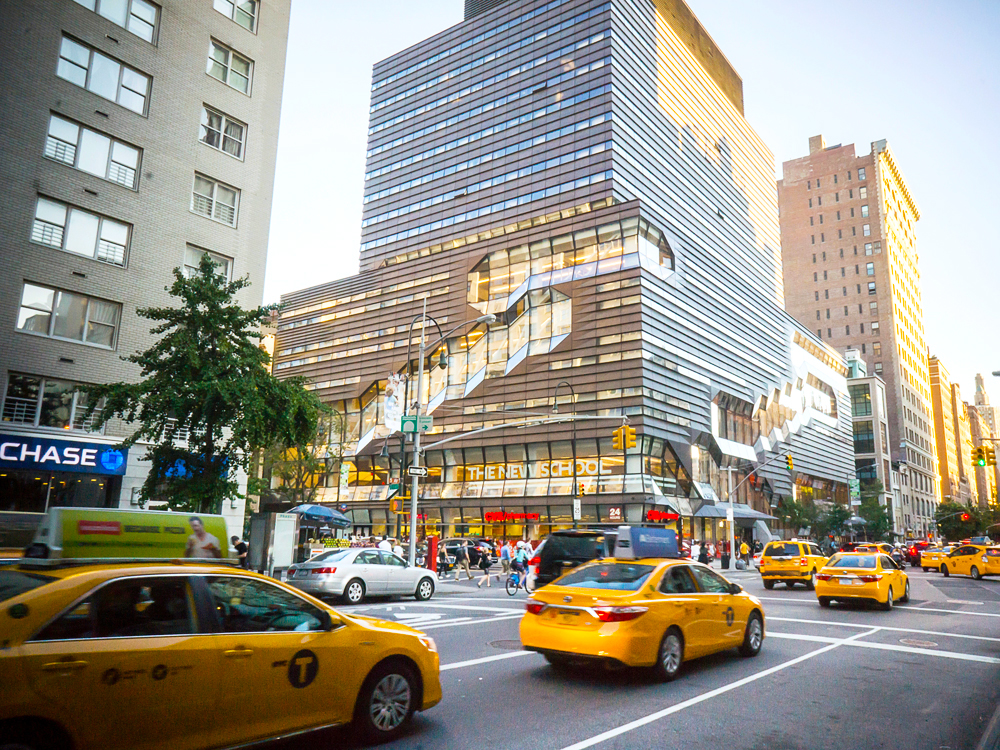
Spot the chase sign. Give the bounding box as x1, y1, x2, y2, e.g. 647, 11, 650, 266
0, 434, 128, 476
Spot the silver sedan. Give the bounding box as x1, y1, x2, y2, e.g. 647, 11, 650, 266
287, 548, 438, 604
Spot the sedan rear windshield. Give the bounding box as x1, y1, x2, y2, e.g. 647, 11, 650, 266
0, 570, 57, 603
828, 555, 877, 568
544, 534, 605, 560
309, 550, 352, 563
557, 563, 654, 590
764, 543, 799, 556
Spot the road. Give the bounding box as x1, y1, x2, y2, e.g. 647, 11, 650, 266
278, 566, 1000, 750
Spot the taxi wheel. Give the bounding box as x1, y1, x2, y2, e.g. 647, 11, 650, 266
354, 661, 417, 743
881, 586, 894, 611
922, 567, 929, 572
818, 597, 831, 608
971, 566, 982, 580
0, 720, 69, 750
805, 571, 816, 591
763, 579, 774, 590
738, 612, 764, 657
941, 565, 950, 578
900, 580, 911, 603
343, 579, 366, 605
652, 628, 684, 682
415, 577, 435, 601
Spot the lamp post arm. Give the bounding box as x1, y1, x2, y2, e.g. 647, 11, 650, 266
728, 446, 791, 499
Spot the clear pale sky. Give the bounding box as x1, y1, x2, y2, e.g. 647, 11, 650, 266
263, 0, 1000, 399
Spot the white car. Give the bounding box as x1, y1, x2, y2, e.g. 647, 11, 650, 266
287, 548, 438, 604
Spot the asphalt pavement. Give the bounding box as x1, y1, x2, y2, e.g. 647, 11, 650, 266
277, 566, 1000, 750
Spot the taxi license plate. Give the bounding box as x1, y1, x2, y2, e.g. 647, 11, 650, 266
838, 577, 861, 586
557, 609, 581, 624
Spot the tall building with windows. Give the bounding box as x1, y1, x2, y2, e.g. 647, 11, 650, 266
0, 0, 289, 537
968, 406, 996, 507
778, 135, 939, 539
973, 373, 1000, 493
275, 0, 856, 543
930, 356, 973, 507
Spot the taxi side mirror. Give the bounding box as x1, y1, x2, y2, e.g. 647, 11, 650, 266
319, 610, 340, 631
728, 583, 742, 595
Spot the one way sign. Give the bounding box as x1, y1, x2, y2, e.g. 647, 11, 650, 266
408, 466, 428, 477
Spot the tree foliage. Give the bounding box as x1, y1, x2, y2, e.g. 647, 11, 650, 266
935, 501, 983, 541
775, 496, 817, 533
815, 503, 853, 540
254, 410, 341, 509
858, 480, 893, 541
87, 255, 325, 513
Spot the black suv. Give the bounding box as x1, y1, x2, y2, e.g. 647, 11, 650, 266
534, 530, 614, 588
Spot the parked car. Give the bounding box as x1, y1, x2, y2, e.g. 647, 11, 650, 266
287, 547, 437, 604
441, 538, 495, 566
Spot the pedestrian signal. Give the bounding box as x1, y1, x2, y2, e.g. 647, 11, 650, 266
625, 425, 637, 449
785, 453, 794, 471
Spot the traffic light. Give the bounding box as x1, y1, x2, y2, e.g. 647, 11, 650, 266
974, 447, 986, 467
612, 426, 624, 451
625, 425, 637, 449
961, 512, 971, 522
785, 453, 794, 471
986, 445, 997, 467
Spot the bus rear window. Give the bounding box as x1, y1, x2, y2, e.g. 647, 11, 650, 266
0, 570, 57, 603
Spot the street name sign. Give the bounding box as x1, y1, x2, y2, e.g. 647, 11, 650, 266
401, 415, 433, 433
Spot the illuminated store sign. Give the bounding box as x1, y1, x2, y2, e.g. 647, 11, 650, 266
0, 434, 128, 476
460, 458, 619, 481
484, 512, 542, 522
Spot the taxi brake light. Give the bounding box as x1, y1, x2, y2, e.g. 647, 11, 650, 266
857, 574, 882, 583
529, 555, 541, 567
526, 600, 546, 615
313, 567, 336, 575
593, 606, 648, 622
816, 573, 832, 581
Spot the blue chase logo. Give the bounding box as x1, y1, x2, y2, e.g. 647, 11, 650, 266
99, 449, 125, 472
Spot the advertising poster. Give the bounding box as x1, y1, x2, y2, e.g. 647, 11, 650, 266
384, 373, 403, 432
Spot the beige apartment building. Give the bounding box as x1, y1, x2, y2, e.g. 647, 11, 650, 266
0, 0, 290, 538
778, 135, 939, 537
969, 407, 997, 507
929, 356, 972, 505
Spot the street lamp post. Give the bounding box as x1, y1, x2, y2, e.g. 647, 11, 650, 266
403, 299, 496, 567
552, 380, 578, 527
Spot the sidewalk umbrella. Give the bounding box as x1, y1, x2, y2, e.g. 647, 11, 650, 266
845, 515, 867, 542
289, 504, 350, 528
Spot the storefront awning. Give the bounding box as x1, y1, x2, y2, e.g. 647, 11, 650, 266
694, 502, 776, 522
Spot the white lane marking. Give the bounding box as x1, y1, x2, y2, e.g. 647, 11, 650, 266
768, 632, 1000, 663
556, 628, 879, 750
769, 616, 1000, 644
393, 613, 473, 626
441, 651, 535, 671
759, 597, 1000, 618
419, 613, 523, 631
382, 602, 524, 614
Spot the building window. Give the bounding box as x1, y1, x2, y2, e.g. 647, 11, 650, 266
813, 272, 817, 282
826, 309, 830, 319
816, 310, 821, 320
837, 229, 842, 239
817, 329, 822, 338
199, 106, 246, 159
868, 282, 876, 295
841, 267, 845, 277
822, 251, 826, 261
207, 40, 252, 94
858, 168, 866, 180
184, 245, 232, 280
850, 384, 872, 416
16, 283, 121, 348
827, 328, 832, 338
850, 208, 855, 218
836, 211, 841, 221
859, 187, 868, 200
873, 241, 881, 254
812, 254, 816, 263
873, 342, 881, 356
811, 235, 815, 244
846, 325, 850, 335
861, 342, 866, 352
823, 271, 828, 280
45, 114, 140, 189
808, 181, 811, 189
32, 197, 130, 267
860, 323, 865, 333
857, 285, 861, 294
874, 362, 883, 374
839, 248, 844, 258
824, 290, 829, 299
834, 174, 839, 184
821, 233, 825, 242
810, 217, 814, 226
843, 287, 847, 296
864, 243, 873, 255
861, 205, 869, 218
866, 263, 875, 276
213, 0, 257, 31
192, 174, 239, 226
849, 189, 854, 198
855, 264, 859, 274
817, 179, 821, 188
856, 457, 877, 481
2, 373, 104, 432
72, 0, 158, 43
57, 36, 151, 114
844, 306, 848, 315
808, 199, 812, 208
854, 420, 876, 453
852, 227, 857, 236
814, 291, 819, 301
818, 196, 822, 206
848, 171, 852, 180
871, 321, 880, 336
870, 301, 878, 316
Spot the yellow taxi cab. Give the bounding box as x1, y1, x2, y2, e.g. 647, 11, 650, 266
814, 551, 909, 610
941, 544, 1000, 579
759, 539, 828, 590
519, 527, 765, 682
854, 542, 894, 556
0, 560, 441, 749
917, 545, 952, 572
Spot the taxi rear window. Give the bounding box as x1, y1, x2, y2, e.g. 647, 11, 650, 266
557, 563, 654, 590
0, 570, 57, 603
829, 555, 877, 568
764, 543, 799, 557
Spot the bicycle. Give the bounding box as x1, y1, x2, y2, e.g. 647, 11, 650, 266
505, 567, 533, 596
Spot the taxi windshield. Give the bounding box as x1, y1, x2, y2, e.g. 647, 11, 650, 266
828, 555, 877, 568
764, 543, 798, 556
557, 563, 654, 590
0, 570, 57, 603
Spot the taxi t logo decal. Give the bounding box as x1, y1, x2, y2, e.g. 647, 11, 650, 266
102, 668, 121, 685
288, 649, 319, 688
724, 607, 735, 626
151, 664, 168, 681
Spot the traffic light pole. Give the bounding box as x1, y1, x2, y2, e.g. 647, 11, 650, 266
725, 448, 791, 569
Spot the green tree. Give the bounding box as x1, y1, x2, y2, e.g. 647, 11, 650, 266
255, 410, 341, 509
858, 480, 893, 541
775, 496, 817, 534
935, 501, 982, 541
816, 503, 852, 541
87, 255, 325, 514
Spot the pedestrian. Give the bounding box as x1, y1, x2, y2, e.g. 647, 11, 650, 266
454, 542, 473, 581
691, 539, 701, 561
740, 539, 750, 565
392, 540, 404, 558
377, 535, 392, 551
231, 535, 249, 569
500, 540, 512, 579
438, 543, 450, 576
476, 545, 492, 588
697, 543, 710, 566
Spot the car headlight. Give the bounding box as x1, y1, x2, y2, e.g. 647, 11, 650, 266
418, 635, 438, 653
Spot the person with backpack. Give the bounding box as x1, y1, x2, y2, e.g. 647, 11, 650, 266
454, 542, 473, 581
476, 545, 493, 588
